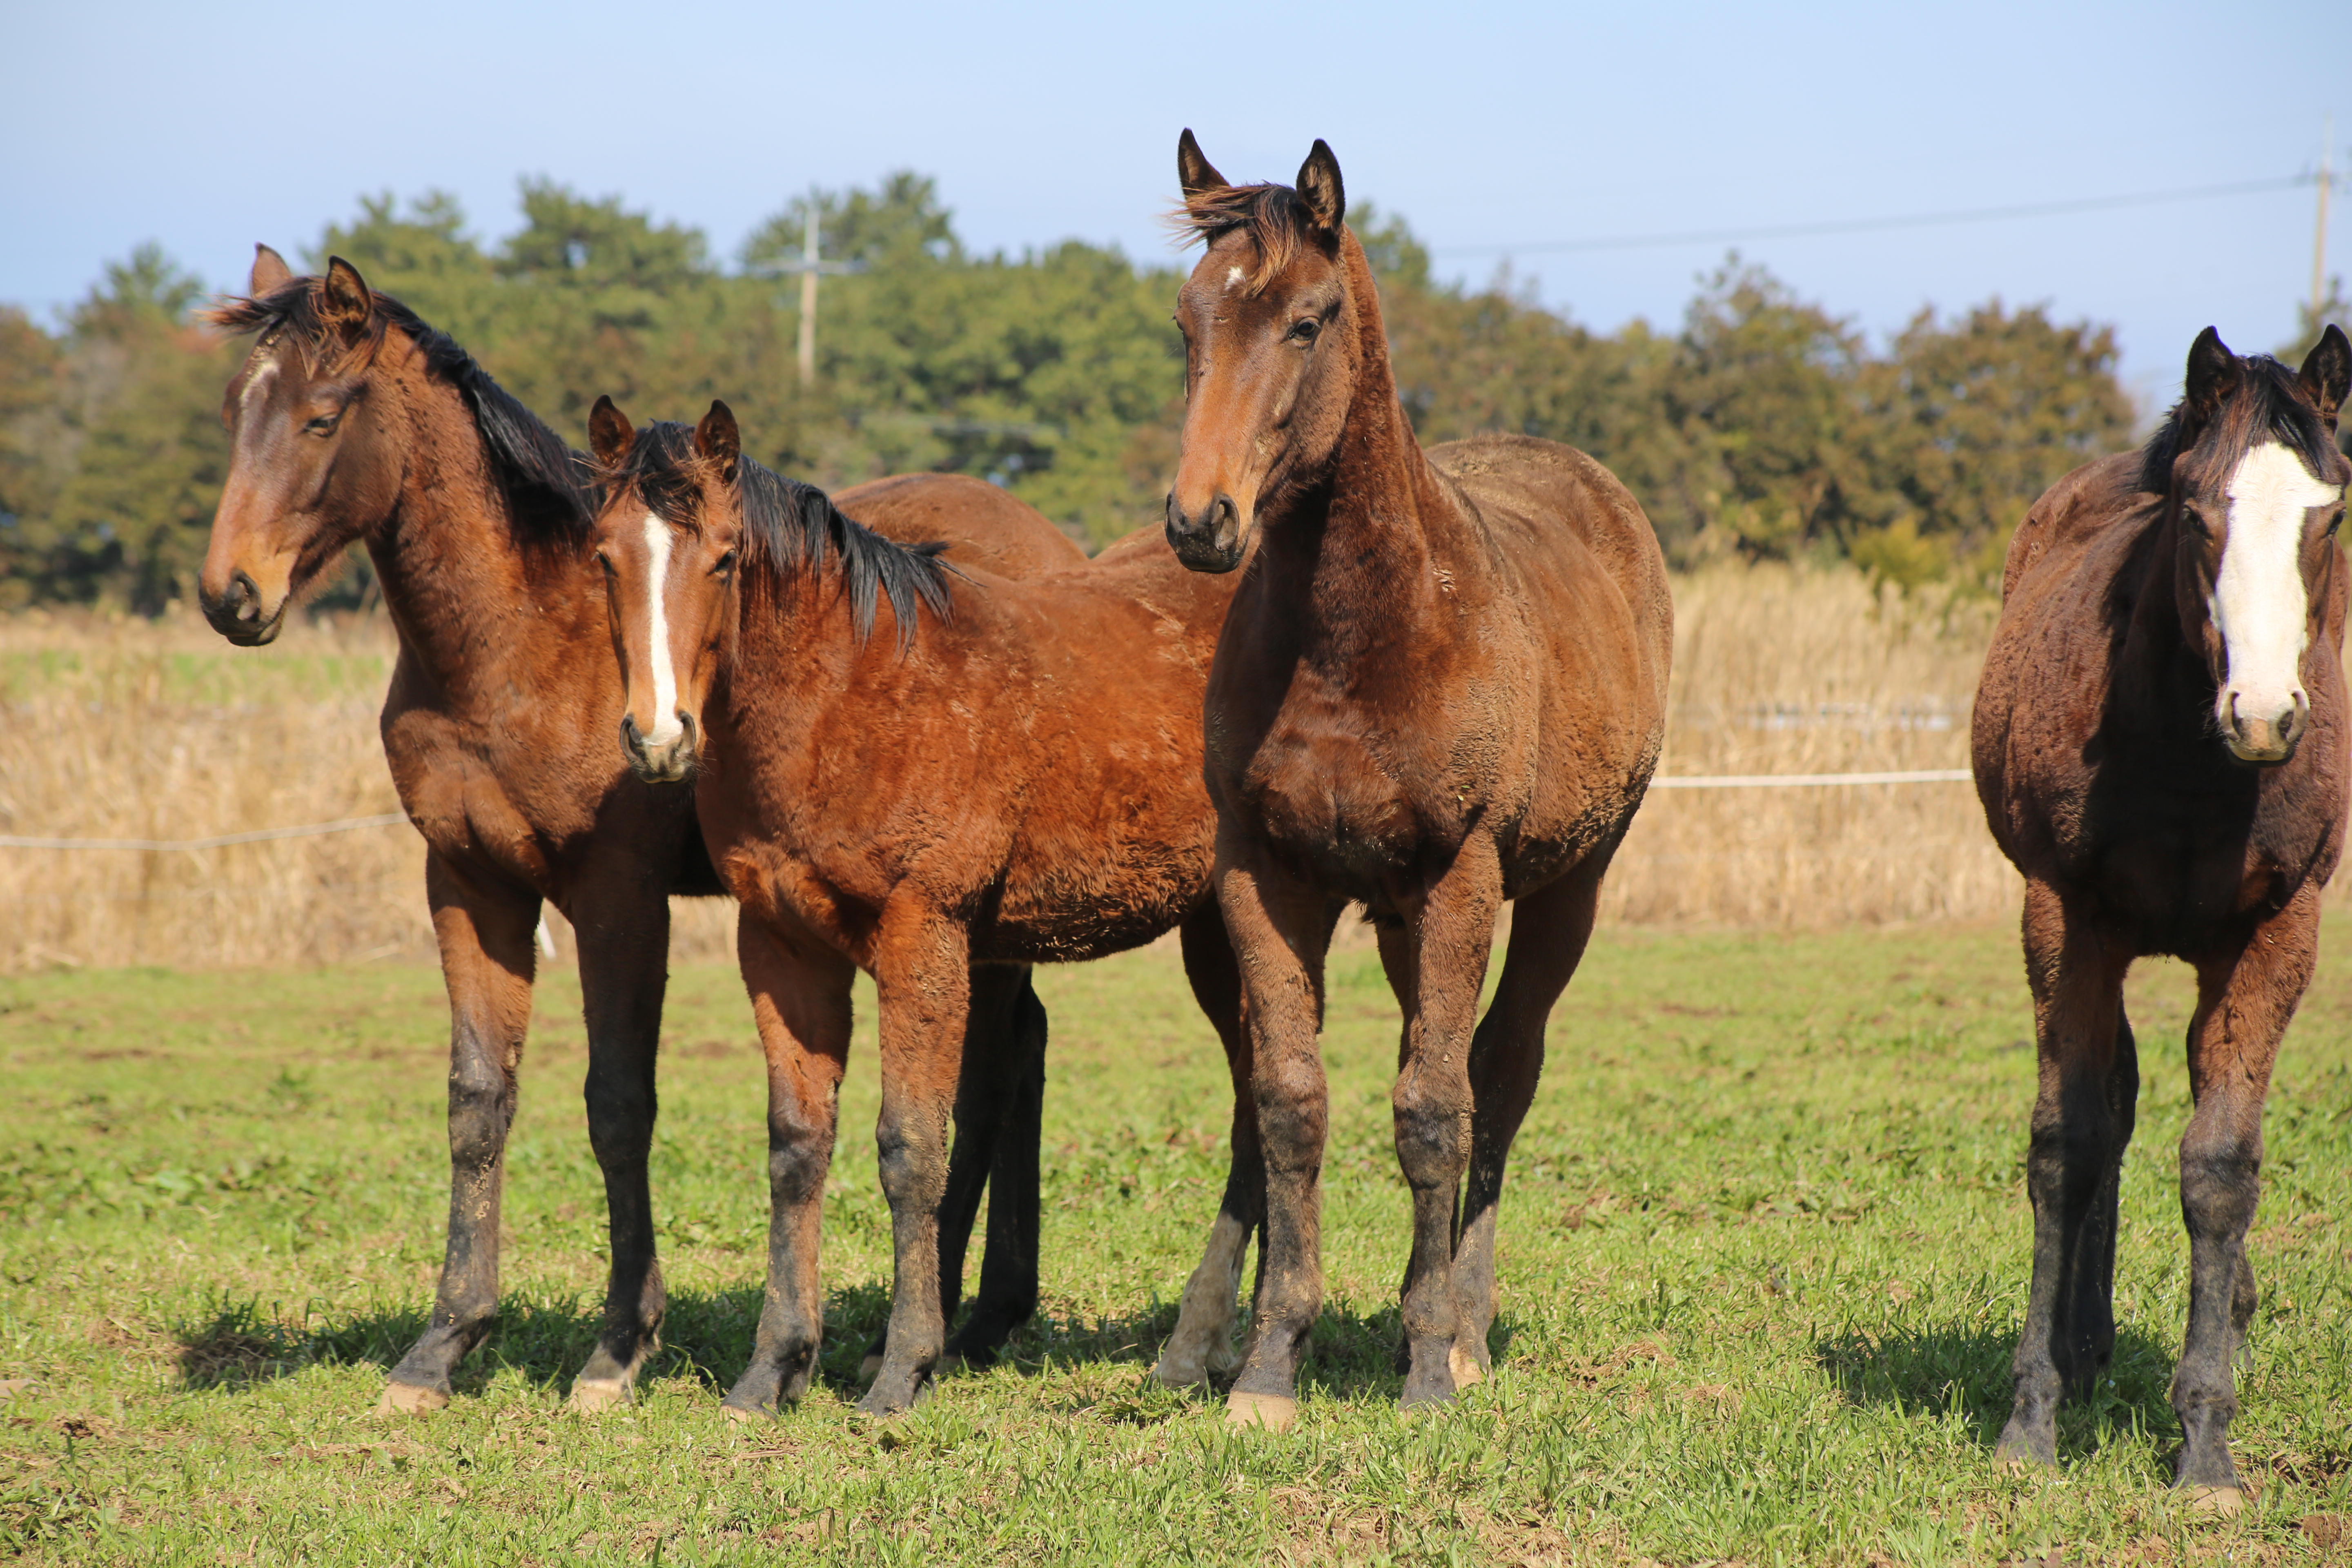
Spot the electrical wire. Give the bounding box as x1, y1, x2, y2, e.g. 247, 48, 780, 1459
1433, 173, 2321, 257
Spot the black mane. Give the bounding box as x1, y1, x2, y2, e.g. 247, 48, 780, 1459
608, 422, 956, 649
2139, 353, 2340, 496
208, 281, 596, 540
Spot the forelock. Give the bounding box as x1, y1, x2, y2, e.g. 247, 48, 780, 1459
1168, 183, 1319, 296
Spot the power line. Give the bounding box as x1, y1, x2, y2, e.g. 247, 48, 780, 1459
1433, 173, 2319, 258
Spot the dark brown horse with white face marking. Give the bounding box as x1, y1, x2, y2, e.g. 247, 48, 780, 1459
1164, 134, 1673, 1429
196, 250, 1084, 1414
583, 400, 1257, 1419
1973, 324, 2352, 1507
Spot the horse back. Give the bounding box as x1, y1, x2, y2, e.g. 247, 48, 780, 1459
1426, 433, 1673, 711
1423, 433, 1673, 885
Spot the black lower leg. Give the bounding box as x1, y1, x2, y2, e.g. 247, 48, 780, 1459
951, 977, 1046, 1365
389, 1028, 518, 1396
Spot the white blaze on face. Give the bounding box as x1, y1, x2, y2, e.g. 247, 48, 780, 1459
640, 512, 684, 745
2210, 441, 2343, 731
1225, 265, 1247, 291
238, 357, 278, 414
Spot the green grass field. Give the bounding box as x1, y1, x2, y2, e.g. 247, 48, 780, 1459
2, 923, 2348, 1565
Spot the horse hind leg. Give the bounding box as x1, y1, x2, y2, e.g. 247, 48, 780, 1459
946, 967, 1048, 1370
381, 855, 540, 1416
2172, 890, 2312, 1505
1995, 880, 2132, 1468
1451, 855, 1608, 1389
2052, 1007, 2140, 1405
1157, 902, 1259, 1388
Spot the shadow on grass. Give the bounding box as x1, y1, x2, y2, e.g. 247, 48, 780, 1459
174, 1280, 1455, 1413
1814, 1316, 2179, 1460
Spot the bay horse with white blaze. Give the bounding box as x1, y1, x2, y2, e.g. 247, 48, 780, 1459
197, 250, 1082, 1413
1973, 324, 2352, 1506
583, 399, 1262, 1418
1163, 134, 1673, 1429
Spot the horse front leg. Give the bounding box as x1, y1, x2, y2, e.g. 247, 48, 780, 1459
1216, 834, 1341, 1432
1392, 835, 1503, 1412
862, 898, 974, 1418
564, 866, 674, 1412
381, 853, 540, 1414
723, 918, 854, 1421
2172, 884, 2316, 1507
1995, 878, 2132, 1466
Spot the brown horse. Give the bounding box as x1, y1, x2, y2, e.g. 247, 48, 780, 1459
582, 399, 1255, 1417
1973, 324, 2352, 1506
196, 250, 1084, 1414
1163, 134, 1673, 1429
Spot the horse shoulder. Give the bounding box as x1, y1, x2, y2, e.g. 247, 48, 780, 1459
2000, 451, 2147, 603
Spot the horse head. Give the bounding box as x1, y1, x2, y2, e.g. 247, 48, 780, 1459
1165, 131, 1363, 573
2159, 324, 2351, 764
199, 249, 407, 644
586, 398, 743, 784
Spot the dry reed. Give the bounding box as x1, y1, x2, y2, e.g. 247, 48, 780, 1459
1601, 566, 2016, 928
0, 568, 2043, 973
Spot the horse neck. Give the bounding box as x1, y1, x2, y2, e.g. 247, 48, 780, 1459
367, 368, 593, 695
1257, 241, 1469, 658
721, 561, 877, 739
2113, 492, 2211, 724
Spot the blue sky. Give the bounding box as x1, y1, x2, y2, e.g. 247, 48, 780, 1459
4, 0, 2346, 408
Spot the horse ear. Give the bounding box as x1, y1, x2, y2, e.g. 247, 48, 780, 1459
1296, 139, 1345, 234
2299, 323, 2351, 430
250, 244, 292, 296
695, 399, 741, 480
2183, 326, 2240, 416
319, 256, 373, 340
1178, 129, 1228, 199
588, 395, 634, 467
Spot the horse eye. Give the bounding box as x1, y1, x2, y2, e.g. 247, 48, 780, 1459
595, 551, 615, 575
304, 412, 341, 436
1289, 318, 1321, 343
713, 548, 738, 575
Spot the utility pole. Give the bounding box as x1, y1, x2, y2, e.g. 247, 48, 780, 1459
2316, 116, 2336, 325
777, 201, 860, 387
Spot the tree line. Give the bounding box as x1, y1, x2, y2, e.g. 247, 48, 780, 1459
2, 173, 2342, 612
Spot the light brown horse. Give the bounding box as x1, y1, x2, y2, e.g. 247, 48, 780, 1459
1973, 325, 2351, 1507
196, 250, 1084, 1413
1163, 134, 1673, 1429
583, 400, 1255, 1417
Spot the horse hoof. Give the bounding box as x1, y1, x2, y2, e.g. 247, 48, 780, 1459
2185, 1486, 2243, 1517
1152, 1354, 1208, 1389
1225, 1391, 1296, 1432
858, 1354, 883, 1383
719, 1399, 772, 1425
376, 1381, 448, 1417
567, 1377, 633, 1414
934, 1353, 964, 1379
1448, 1344, 1486, 1390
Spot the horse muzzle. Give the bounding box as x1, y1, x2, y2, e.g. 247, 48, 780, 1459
620, 710, 699, 784
2222, 689, 2308, 765
198, 568, 287, 646
1165, 491, 1247, 574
